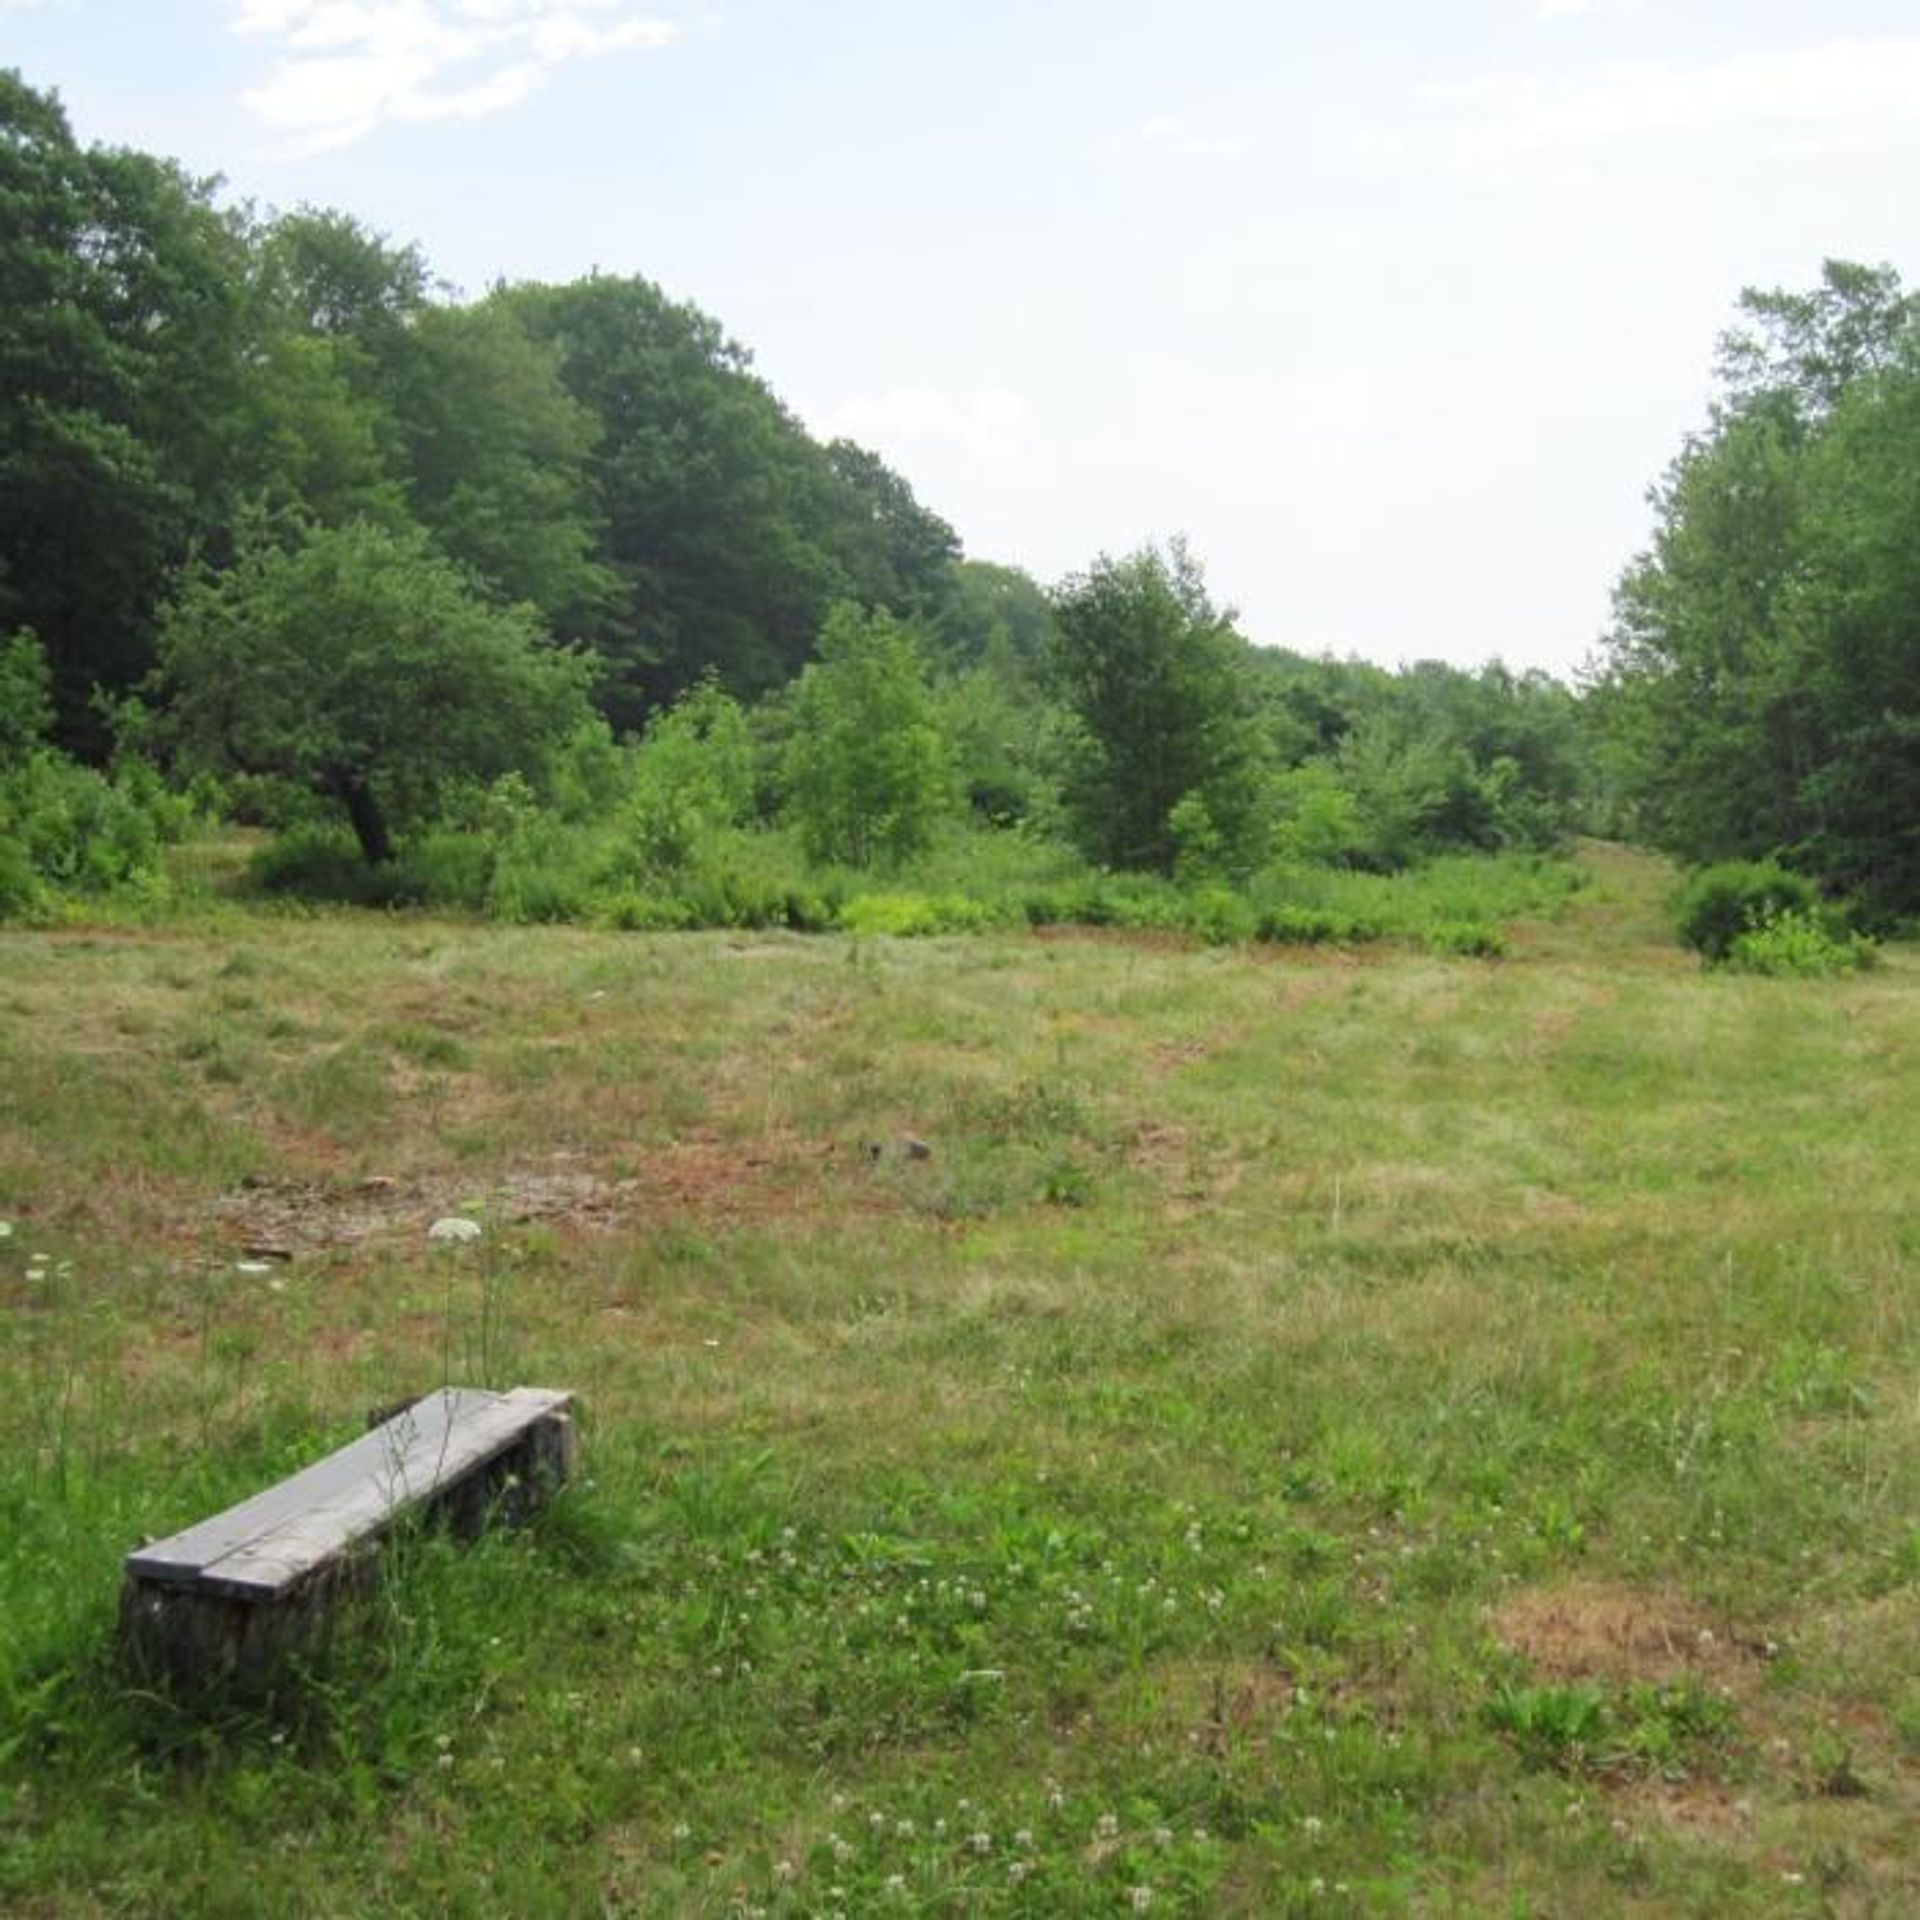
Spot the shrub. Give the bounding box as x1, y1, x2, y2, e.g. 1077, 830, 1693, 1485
839, 891, 999, 937
1425, 921, 1507, 959
1725, 909, 1876, 978
1677, 859, 1817, 961
1254, 904, 1379, 946
0, 751, 176, 905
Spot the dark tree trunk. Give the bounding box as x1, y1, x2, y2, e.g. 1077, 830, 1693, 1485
334, 774, 393, 865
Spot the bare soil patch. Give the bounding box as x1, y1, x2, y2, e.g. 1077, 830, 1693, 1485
1490, 1580, 1777, 1690
207, 1131, 852, 1254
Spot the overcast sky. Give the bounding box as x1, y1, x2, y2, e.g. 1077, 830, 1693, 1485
8, 1, 1918, 679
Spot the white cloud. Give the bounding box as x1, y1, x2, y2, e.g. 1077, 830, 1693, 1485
231, 0, 676, 152
815, 387, 1033, 468
1427, 37, 1920, 151
1111, 113, 1255, 162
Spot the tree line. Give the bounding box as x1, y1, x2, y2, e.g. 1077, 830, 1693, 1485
1, 68, 1588, 913
7, 67, 1910, 936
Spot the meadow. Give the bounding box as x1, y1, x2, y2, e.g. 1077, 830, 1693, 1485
1, 843, 1915, 1915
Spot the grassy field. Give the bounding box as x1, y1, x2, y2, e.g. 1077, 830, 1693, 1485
1, 844, 1915, 1915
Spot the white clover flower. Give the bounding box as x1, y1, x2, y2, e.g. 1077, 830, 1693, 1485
1130, 1888, 1154, 1913
1152, 1826, 1173, 1850
1095, 1812, 1120, 1841
428, 1216, 482, 1244
969, 1830, 991, 1855
0, 1221, 12, 1238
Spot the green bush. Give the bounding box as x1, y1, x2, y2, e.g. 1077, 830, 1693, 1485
1425, 921, 1507, 958
0, 835, 43, 918
839, 891, 1000, 937
1254, 904, 1380, 946
0, 751, 178, 907
1725, 909, 1876, 978
1677, 859, 1817, 961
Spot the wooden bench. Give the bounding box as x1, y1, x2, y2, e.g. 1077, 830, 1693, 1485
121, 1386, 576, 1688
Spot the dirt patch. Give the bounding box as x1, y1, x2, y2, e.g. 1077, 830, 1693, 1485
210, 1165, 640, 1254
208, 1132, 851, 1253
1618, 1779, 1756, 1842
1490, 1580, 1778, 1689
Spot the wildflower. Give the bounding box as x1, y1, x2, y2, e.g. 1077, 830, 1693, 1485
1095, 1812, 1120, 1841
1013, 1828, 1033, 1850
427, 1215, 482, 1244
1152, 1826, 1173, 1850
969, 1831, 991, 1855
1130, 1888, 1154, 1913
1008, 1862, 1029, 1884
895, 1818, 915, 1838
671, 1823, 691, 1843
831, 1836, 853, 1865
0, 1221, 11, 1238
1302, 1816, 1323, 1839
772, 1860, 795, 1882
884, 1874, 907, 1896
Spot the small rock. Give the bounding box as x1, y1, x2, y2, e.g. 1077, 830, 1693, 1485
241, 1243, 294, 1263
428, 1216, 483, 1245
902, 1136, 933, 1161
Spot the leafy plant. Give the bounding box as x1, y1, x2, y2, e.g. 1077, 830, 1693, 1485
1725, 908, 1876, 978
1676, 858, 1818, 960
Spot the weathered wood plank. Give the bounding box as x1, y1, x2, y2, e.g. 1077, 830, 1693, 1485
124, 1388, 477, 1587
130, 1388, 570, 1598
120, 1385, 577, 1690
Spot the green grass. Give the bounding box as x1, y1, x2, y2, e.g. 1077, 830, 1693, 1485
0, 844, 1915, 1914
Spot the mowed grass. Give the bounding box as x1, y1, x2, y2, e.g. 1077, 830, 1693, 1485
1, 844, 1915, 1915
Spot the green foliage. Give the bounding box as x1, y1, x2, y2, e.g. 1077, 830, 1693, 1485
0, 73, 252, 750
1049, 541, 1268, 875
154, 517, 594, 864
1599, 260, 1920, 912
0, 629, 54, 763
1725, 910, 1877, 979
1269, 762, 1370, 867
838, 892, 1000, 937
783, 604, 951, 869
627, 678, 754, 873
0, 747, 182, 913
1485, 1682, 1608, 1773
1675, 859, 1818, 961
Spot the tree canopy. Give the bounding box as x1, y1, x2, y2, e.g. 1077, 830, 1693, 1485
153, 518, 593, 864
1596, 259, 1920, 911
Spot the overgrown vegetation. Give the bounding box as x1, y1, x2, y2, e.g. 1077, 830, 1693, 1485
1, 848, 1915, 1912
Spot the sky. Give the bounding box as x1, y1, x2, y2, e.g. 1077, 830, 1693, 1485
7, 1, 1918, 680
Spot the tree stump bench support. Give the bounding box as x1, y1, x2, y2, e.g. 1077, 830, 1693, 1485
120, 1386, 577, 1689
